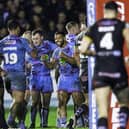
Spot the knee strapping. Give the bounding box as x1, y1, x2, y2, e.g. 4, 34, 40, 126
75, 104, 88, 118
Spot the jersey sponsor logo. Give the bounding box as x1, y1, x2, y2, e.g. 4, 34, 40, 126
3, 47, 17, 51
97, 50, 121, 56
98, 72, 120, 78
5, 40, 16, 44
98, 26, 115, 32
99, 21, 117, 26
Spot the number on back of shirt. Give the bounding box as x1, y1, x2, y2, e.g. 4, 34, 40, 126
4, 53, 18, 64
100, 32, 113, 50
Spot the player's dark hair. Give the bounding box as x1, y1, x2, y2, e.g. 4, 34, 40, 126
65, 21, 78, 30
55, 31, 65, 37
32, 29, 44, 36
104, 1, 118, 12
7, 19, 20, 30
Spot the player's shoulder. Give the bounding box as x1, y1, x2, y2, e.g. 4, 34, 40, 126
0, 35, 9, 44
97, 18, 125, 25
43, 40, 52, 45
54, 46, 60, 51
20, 37, 29, 42
18, 37, 30, 45
66, 34, 76, 39
43, 40, 57, 47
1, 35, 10, 41
66, 34, 76, 43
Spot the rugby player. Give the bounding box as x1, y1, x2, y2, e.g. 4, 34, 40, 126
0, 19, 37, 129
66, 21, 89, 128
28, 29, 57, 128
43, 31, 84, 128
79, 1, 129, 129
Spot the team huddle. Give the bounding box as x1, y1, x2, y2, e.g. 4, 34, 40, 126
1, 1, 129, 129
0, 18, 89, 129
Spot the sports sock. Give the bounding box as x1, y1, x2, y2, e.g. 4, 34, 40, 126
18, 100, 27, 123
0, 107, 8, 128
38, 102, 42, 126
98, 117, 108, 129
119, 106, 129, 129
59, 117, 67, 127
7, 114, 17, 128
56, 117, 61, 127
41, 108, 49, 127
30, 105, 37, 125
75, 104, 88, 119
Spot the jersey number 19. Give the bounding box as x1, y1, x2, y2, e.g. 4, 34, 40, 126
4, 53, 18, 64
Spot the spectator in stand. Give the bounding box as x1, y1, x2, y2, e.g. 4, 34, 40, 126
31, 14, 44, 30
46, 20, 56, 41
78, 12, 86, 25
64, 0, 77, 21
17, 10, 30, 31
0, 0, 86, 40
57, 11, 67, 24
56, 23, 65, 33
0, 26, 8, 39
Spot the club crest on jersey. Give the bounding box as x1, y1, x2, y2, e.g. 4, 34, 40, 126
98, 26, 115, 32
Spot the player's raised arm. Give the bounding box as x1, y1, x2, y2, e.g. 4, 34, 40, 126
79, 35, 93, 55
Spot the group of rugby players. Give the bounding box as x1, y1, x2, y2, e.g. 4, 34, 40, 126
1, 1, 129, 129
0, 18, 89, 129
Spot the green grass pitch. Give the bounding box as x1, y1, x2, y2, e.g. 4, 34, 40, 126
5, 106, 88, 129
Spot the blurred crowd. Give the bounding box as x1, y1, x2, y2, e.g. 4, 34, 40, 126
0, 0, 86, 41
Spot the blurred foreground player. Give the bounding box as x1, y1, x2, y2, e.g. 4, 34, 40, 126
79, 1, 129, 129
0, 19, 37, 129
0, 65, 8, 129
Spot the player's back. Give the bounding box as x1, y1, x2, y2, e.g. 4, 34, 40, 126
0, 35, 30, 72
89, 18, 127, 75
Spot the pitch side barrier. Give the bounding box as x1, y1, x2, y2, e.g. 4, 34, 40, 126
86, 0, 129, 129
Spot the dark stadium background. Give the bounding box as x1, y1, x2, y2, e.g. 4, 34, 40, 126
0, 0, 86, 41
0, 1, 88, 128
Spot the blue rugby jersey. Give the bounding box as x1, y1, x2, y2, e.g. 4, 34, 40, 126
65, 34, 76, 47
52, 44, 79, 76
27, 40, 57, 75
0, 35, 32, 72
